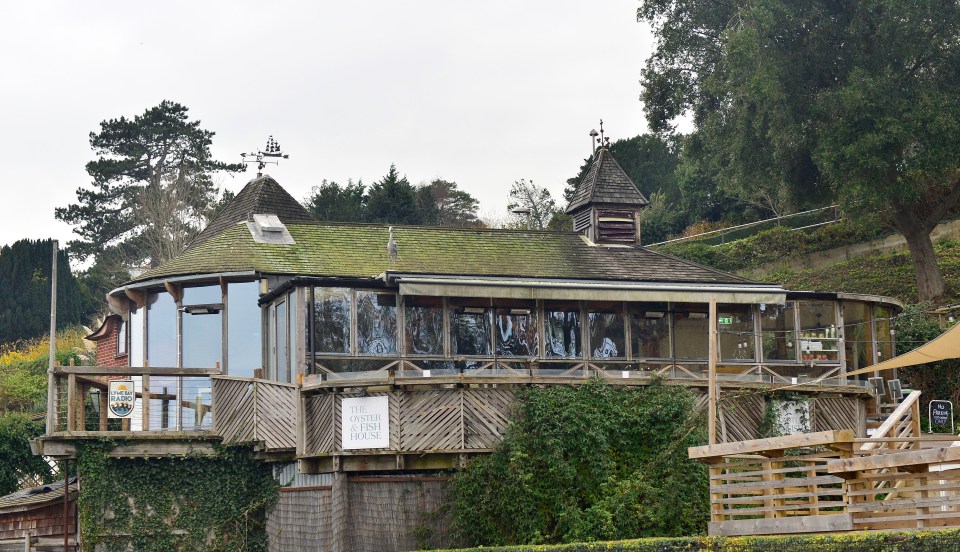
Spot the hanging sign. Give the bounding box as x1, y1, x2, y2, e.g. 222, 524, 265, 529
341, 396, 390, 450
108, 379, 136, 419
929, 400, 954, 433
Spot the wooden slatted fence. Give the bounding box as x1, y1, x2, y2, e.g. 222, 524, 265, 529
212, 376, 297, 451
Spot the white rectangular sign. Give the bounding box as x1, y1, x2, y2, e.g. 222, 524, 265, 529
341, 396, 390, 450
108, 379, 136, 419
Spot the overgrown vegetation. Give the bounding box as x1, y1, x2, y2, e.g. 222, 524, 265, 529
654, 218, 888, 274
76, 441, 279, 552
439, 528, 960, 551
450, 379, 708, 546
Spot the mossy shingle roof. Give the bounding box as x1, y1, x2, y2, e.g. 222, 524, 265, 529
133, 221, 753, 285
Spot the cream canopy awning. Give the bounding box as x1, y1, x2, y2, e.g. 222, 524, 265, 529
845, 321, 960, 378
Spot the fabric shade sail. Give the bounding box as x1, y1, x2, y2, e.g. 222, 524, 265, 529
844, 321, 960, 378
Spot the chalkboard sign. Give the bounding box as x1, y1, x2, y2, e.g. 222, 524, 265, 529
929, 400, 954, 433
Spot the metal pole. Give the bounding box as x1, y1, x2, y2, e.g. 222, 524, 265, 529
708, 299, 718, 445
46, 240, 59, 435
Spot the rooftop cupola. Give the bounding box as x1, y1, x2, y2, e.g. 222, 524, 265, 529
565, 134, 649, 244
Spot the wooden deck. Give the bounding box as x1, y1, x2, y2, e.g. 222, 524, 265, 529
690, 391, 960, 536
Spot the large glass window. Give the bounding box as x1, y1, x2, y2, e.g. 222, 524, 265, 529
875, 305, 893, 363
495, 301, 538, 357
630, 304, 670, 359
182, 285, 223, 370
760, 302, 795, 361
312, 287, 351, 354
277, 301, 289, 382
544, 301, 582, 358
588, 302, 625, 359
146, 292, 177, 368
799, 301, 839, 362
719, 304, 756, 362
227, 282, 262, 378
843, 302, 872, 373
673, 304, 708, 360
450, 299, 491, 356
404, 296, 444, 355
357, 291, 398, 355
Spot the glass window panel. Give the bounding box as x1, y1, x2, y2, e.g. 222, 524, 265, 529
544, 301, 582, 359
588, 302, 625, 359
631, 306, 670, 359
843, 302, 872, 374
147, 292, 177, 368
875, 306, 893, 363
181, 376, 212, 430
312, 287, 351, 354
267, 304, 277, 379
227, 282, 262, 378
130, 306, 144, 367
719, 304, 756, 362
799, 301, 839, 362
148, 375, 178, 430
404, 296, 444, 355
673, 304, 708, 359
182, 309, 222, 369
182, 285, 222, 306
117, 319, 127, 356
277, 301, 288, 382
760, 302, 795, 361
450, 299, 491, 357
358, 291, 398, 355
288, 292, 298, 381
495, 306, 538, 357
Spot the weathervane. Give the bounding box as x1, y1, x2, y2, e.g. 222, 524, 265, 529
589, 119, 610, 154
241, 135, 290, 176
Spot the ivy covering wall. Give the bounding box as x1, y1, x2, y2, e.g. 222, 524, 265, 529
76, 442, 278, 552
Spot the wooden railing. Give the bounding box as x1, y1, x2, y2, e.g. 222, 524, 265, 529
212, 376, 297, 451
692, 390, 960, 536
48, 364, 220, 433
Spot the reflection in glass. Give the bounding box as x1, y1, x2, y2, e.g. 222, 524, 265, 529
181, 285, 222, 306
451, 306, 491, 357
277, 301, 288, 382
288, 293, 297, 381
631, 311, 670, 358
875, 306, 893, 362
117, 320, 127, 356
147, 292, 177, 368
588, 303, 625, 359
545, 302, 581, 358
181, 376, 212, 430
182, 309, 222, 369
673, 307, 708, 359
227, 282, 262, 378
313, 288, 351, 354
495, 308, 538, 356
404, 297, 444, 355
719, 304, 756, 361
843, 302, 872, 375
148, 376, 178, 430
760, 302, 795, 361
358, 292, 398, 355
130, 306, 144, 367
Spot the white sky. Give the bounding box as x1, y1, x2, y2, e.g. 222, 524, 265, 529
0, 1, 657, 252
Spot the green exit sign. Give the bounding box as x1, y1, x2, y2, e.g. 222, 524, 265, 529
718, 316, 734, 325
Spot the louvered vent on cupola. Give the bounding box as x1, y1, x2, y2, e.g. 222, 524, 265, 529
564, 147, 649, 245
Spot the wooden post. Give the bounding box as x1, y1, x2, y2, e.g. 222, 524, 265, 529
708, 299, 718, 445
23, 529, 32, 552
98, 388, 108, 431
66, 374, 76, 432
141, 372, 151, 432
910, 397, 922, 448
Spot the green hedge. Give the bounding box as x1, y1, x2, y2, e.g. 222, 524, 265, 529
435, 528, 960, 551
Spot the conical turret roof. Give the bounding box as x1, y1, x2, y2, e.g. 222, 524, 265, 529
565, 148, 649, 213
188, 174, 315, 249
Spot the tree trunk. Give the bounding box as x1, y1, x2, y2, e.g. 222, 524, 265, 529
899, 223, 945, 303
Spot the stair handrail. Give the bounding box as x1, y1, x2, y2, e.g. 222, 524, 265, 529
859, 390, 922, 452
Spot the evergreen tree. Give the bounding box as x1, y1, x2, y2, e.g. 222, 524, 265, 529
304, 180, 366, 222
415, 179, 480, 227
0, 239, 87, 343
365, 165, 422, 224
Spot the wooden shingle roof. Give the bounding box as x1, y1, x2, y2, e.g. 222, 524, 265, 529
566, 148, 649, 213
188, 175, 315, 248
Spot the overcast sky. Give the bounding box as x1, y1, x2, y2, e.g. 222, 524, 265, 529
1, 1, 658, 253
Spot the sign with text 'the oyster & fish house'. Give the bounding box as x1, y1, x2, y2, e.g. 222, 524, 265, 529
108, 379, 136, 419
341, 396, 390, 450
